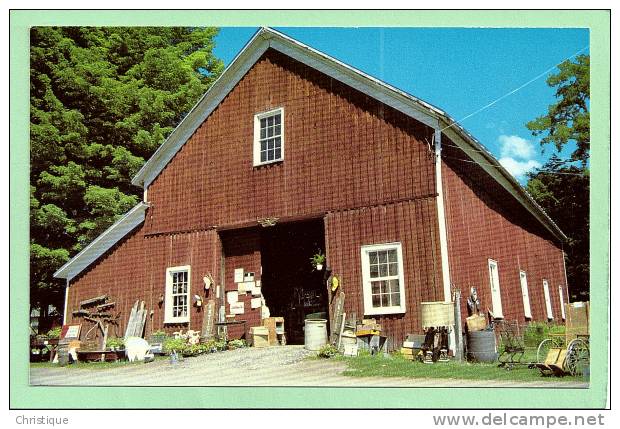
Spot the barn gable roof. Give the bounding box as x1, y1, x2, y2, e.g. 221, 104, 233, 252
56, 28, 567, 283
54, 202, 149, 280
131, 27, 566, 242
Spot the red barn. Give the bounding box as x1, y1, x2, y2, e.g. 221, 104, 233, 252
54, 27, 568, 348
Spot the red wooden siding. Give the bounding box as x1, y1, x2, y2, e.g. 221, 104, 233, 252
325, 199, 444, 346
67, 226, 221, 337
67, 225, 146, 338
65, 45, 569, 345
220, 228, 262, 338
145, 49, 436, 234
441, 138, 568, 326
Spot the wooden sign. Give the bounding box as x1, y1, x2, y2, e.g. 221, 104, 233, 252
226, 291, 238, 304
234, 268, 244, 283
330, 291, 345, 344
61, 324, 81, 340
330, 275, 340, 292
201, 299, 216, 340
230, 302, 245, 315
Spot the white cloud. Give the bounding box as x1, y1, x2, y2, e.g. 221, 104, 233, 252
498, 157, 541, 179
496, 134, 541, 179
498, 134, 536, 160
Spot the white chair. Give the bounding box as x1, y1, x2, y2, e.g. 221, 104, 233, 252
125, 337, 154, 362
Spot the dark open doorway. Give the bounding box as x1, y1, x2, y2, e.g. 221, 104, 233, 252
260, 218, 328, 344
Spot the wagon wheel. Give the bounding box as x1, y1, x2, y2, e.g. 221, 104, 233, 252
565, 338, 589, 376
536, 339, 554, 363
536, 336, 565, 363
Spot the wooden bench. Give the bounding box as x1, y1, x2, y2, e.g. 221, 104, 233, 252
76, 350, 124, 362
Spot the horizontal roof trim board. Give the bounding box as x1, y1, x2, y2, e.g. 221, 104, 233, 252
53, 202, 149, 280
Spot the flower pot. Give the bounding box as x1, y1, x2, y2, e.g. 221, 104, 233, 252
316, 264, 323, 271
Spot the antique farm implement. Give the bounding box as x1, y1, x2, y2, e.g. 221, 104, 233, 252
535, 302, 590, 377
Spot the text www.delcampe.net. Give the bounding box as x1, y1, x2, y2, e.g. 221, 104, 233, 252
432, 413, 605, 427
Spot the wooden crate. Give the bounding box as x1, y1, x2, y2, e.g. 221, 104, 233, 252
263, 317, 284, 345
565, 302, 589, 342
466, 314, 487, 332
251, 326, 269, 348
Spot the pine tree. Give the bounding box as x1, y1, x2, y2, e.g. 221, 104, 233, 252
30, 27, 223, 326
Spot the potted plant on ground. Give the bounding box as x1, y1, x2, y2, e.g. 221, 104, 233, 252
150, 329, 167, 344
310, 251, 326, 271
106, 337, 125, 352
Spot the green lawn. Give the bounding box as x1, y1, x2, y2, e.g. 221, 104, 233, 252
335, 352, 587, 383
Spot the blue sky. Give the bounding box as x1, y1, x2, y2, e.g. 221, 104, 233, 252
214, 27, 589, 183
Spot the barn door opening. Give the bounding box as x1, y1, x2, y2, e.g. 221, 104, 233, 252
260, 218, 328, 344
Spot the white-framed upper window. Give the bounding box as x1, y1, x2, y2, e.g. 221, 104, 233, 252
558, 286, 566, 320
253, 107, 284, 166
488, 259, 504, 318
361, 242, 406, 315
542, 279, 553, 320
165, 265, 191, 324
519, 270, 532, 319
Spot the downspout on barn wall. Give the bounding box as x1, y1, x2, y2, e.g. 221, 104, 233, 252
63, 278, 69, 324
434, 128, 456, 352
434, 129, 452, 303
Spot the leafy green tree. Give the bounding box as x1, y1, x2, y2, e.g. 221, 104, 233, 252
30, 27, 223, 327
526, 156, 589, 300
526, 54, 589, 166
526, 54, 590, 300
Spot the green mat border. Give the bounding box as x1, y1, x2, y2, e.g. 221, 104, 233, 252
9, 9, 610, 409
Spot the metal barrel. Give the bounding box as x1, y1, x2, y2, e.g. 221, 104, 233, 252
466, 330, 498, 362
304, 319, 328, 351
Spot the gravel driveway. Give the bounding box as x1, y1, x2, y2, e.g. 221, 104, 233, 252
29, 345, 588, 388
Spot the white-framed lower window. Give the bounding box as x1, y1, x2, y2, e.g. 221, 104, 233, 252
488, 259, 504, 318
165, 265, 191, 324
559, 286, 566, 320
360, 242, 406, 315
519, 270, 532, 319
253, 107, 284, 166
542, 279, 553, 320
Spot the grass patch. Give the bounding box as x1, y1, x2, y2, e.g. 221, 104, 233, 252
340, 353, 585, 383
522, 322, 566, 348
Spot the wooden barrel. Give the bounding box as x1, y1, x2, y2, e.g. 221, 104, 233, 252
304, 319, 328, 351
467, 330, 498, 362
57, 342, 70, 366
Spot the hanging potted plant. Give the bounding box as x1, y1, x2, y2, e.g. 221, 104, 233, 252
310, 251, 326, 271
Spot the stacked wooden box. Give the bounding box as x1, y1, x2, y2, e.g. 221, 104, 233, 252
356, 319, 387, 355
356, 319, 382, 336
400, 334, 425, 361
250, 326, 269, 348
263, 317, 285, 345
340, 323, 358, 356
